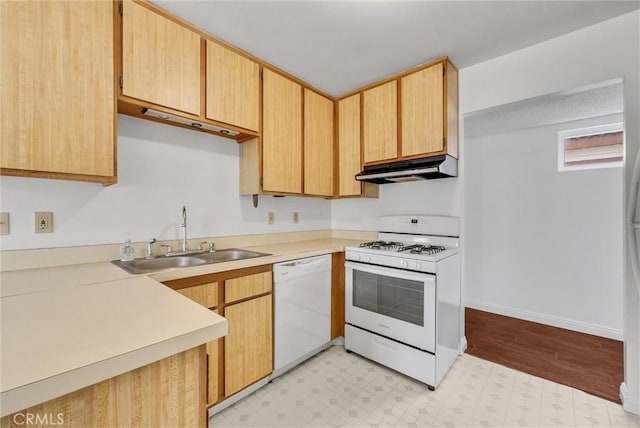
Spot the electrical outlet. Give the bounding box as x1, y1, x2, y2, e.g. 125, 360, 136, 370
0, 212, 9, 235
293, 211, 299, 224
34, 212, 53, 233
267, 212, 275, 225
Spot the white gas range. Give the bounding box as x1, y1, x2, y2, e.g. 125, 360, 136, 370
344, 215, 464, 390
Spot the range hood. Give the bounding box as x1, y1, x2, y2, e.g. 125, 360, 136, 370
355, 154, 457, 184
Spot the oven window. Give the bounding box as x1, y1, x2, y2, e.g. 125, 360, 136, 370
352, 270, 424, 326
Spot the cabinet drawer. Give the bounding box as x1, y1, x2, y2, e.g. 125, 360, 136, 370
176, 282, 219, 308
225, 271, 272, 303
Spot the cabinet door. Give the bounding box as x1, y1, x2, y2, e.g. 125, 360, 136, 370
304, 89, 334, 197
224, 295, 273, 396
172, 282, 221, 405
122, 1, 200, 115
206, 41, 260, 132
401, 63, 444, 157
363, 81, 397, 164
207, 310, 221, 406
262, 69, 302, 194
331, 252, 346, 339
337, 94, 362, 196
1, 0, 115, 181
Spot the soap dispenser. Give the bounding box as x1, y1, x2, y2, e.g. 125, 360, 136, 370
120, 236, 135, 262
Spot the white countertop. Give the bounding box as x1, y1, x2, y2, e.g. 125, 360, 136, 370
0, 237, 362, 417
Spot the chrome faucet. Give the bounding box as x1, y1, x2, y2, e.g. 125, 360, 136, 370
181, 205, 188, 252
146, 238, 157, 259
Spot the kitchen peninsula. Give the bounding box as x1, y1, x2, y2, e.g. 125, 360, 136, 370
0, 269, 228, 427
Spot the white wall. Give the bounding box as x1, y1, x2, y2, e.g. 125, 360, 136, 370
0, 115, 331, 250
331, 178, 462, 231
459, 10, 640, 413
464, 113, 623, 338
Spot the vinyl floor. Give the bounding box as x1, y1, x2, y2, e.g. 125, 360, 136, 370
465, 308, 624, 404
209, 345, 638, 428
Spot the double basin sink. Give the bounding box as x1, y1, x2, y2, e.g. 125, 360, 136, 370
112, 248, 271, 274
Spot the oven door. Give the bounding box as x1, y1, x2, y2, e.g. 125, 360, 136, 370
345, 261, 436, 353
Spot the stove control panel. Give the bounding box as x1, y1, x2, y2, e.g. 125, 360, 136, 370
345, 250, 438, 274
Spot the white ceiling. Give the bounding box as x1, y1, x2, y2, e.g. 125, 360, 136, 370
154, 1, 640, 97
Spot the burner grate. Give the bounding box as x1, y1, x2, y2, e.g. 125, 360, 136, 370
399, 244, 447, 255
359, 241, 404, 250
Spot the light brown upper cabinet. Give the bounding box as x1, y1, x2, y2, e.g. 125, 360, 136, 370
337, 94, 363, 196
0, 0, 116, 185
118, 1, 258, 140
206, 41, 260, 132
304, 89, 334, 197
363, 81, 398, 164
121, 0, 200, 115
401, 63, 444, 157
401, 60, 458, 159
360, 59, 458, 166
240, 80, 336, 198
261, 69, 303, 194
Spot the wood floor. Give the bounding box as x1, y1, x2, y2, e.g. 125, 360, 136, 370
465, 307, 624, 403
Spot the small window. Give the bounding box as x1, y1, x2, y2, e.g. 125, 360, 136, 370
558, 123, 624, 171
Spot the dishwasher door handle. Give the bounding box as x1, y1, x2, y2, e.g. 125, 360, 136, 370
277, 256, 330, 269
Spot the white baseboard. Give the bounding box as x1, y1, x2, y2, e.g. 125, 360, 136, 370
332, 336, 345, 346
465, 299, 623, 340
208, 377, 270, 417
620, 382, 640, 415
272, 341, 335, 379
458, 336, 468, 355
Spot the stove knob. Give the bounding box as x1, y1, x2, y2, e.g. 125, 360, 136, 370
400, 260, 408, 268
415, 262, 422, 270
364, 255, 372, 263
352, 254, 361, 261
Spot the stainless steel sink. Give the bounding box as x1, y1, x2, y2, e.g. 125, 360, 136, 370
112, 256, 207, 274
195, 248, 270, 263
111, 248, 271, 274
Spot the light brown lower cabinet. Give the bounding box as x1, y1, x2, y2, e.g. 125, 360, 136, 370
174, 281, 222, 406
0, 346, 206, 428
207, 311, 221, 404
331, 252, 346, 339
164, 265, 273, 407
224, 294, 273, 396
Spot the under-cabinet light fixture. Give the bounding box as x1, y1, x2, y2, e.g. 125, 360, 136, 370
141, 108, 240, 137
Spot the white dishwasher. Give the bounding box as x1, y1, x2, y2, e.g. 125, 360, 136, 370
273, 254, 332, 378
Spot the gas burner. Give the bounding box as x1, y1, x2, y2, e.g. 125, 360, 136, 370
399, 244, 447, 255
359, 241, 404, 250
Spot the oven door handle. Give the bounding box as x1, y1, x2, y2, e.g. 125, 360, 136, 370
345, 261, 435, 282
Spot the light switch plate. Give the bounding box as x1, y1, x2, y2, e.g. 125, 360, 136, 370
0, 212, 9, 235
